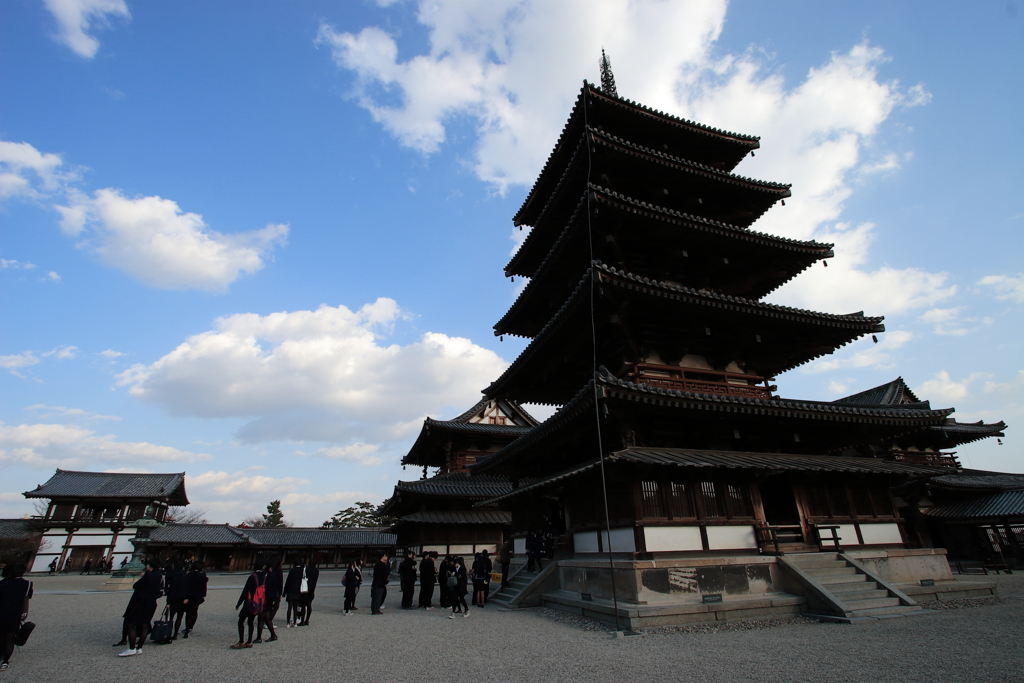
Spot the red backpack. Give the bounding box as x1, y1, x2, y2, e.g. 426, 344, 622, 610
247, 572, 266, 615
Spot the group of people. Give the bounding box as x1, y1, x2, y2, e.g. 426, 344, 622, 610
395, 549, 498, 619
115, 557, 209, 657
230, 559, 322, 649
48, 556, 128, 575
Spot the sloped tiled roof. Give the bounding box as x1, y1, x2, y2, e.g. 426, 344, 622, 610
0, 519, 36, 539
923, 490, 1024, 520
24, 469, 188, 505
149, 524, 248, 546
393, 472, 513, 499
929, 470, 1024, 493
834, 378, 922, 406
398, 510, 511, 525
147, 525, 396, 548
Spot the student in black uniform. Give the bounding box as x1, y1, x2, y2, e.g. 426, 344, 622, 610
165, 559, 188, 640
231, 568, 266, 649
256, 560, 281, 642
418, 552, 436, 609
0, 563, 32, 672
399, 550, 417, 609
118, 558, 163, 657
181, 560, 208, 638
369, 553, 389, 615
283, 560, 305, 627
342, 560, 361, 615
299, 559, 319, 626
447, 556, 469, 619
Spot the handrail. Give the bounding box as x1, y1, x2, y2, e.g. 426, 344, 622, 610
814, 524, 842, 552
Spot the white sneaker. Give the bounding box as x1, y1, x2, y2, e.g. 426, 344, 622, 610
448, 614, 455, 619
118, 648, 137, 657
463, 611, 470, 618
135, 648, 143, 655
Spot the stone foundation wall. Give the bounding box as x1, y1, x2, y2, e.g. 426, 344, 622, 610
844, 548, 953, 583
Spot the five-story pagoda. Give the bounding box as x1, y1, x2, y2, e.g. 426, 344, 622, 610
470, 67, 1003, 624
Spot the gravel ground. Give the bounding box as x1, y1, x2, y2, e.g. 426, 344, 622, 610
3, 572, 1023, 683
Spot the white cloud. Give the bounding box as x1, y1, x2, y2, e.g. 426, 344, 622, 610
25, 404, 120, 421
311, 443, 382, 465
1, 259, 37, 270
115, 299, 507, 449
978, 273, 1024, 303
189, 469, 309, 497
0, 352, 40, 371
99, 349, 124, 359
0, 422, 210, 469
57, 189, 289, 292
43, 345, 78, 360
0, 140, 72, 200
804, 329, 913, 374
42, 0, 130, 59
916, 371, 989, 405
44, 271, 63, 283
320, 3, 947, 317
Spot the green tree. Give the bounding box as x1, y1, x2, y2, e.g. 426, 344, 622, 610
321, 501, 395, 529
241, 500, 290, 528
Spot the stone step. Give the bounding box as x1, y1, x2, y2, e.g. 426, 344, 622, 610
829, 580, 880, 593
852, 604, 922, 617
836, 588, 890, 602
845, 597, 901, 611
818, 574, 870, 586
791, 560, 848, 570
805, 566, 858, 578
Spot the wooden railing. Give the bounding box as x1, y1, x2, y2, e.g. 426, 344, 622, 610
887, 450, 960, 469
623, 362, 776, 399
814, 524, 843, 552
756, 524, 804, 554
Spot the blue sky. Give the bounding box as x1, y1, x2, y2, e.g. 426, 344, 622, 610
1, 0, 1021, 525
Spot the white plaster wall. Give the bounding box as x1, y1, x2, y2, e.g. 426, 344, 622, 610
859, 522, 903, 545
643, 526, 703, 552
449, 544, 474, 555
514, 537, 526, 555
706, 525, 757, 550
112, 533, 136, 553
600, 528, 636, 552
68, 532, 114, 546
574, 531, 599, 552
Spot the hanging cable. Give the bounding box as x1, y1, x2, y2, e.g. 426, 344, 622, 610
583, 80, 622, 633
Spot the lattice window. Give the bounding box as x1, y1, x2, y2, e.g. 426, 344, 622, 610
666, 482, 694, 519
850, 487, 874, 517
641, 481, 664, 518
726, 484, 753, 518
869, 487, 893, 517
806, 485, 831, 518
828, 485, 851, 517
699, 481, 724, 518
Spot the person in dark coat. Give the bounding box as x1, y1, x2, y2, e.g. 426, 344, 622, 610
498, 539, 512, 587
417, 552, 436, 609
369, 553, 389, 615
343, 560, 361, 615
80, 559, 92, 575
283, 560, 305, 627
164, 559, 189, 639
118, 558, 163, 657
231, 568, 265, 649
0, 563, 32, 672
256, 560, 281, 641
438, 556, 452, 608
447, 556, 469, 618
182, 560, 208, 639
526, 531, 543, 572
399, 551, 417, 609
471, 553, 489, 608
299, 560, 319, 626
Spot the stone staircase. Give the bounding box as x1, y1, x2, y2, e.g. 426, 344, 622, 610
780, 553, 928, 622
488, 564, 557, 609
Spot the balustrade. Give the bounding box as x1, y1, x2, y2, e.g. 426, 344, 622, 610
623, 362, 776, 399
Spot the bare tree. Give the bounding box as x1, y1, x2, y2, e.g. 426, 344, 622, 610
31, 500, 49, 518
165, 506, 210, 524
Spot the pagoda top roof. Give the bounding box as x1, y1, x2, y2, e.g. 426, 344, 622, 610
516, 82, 760, 227
24, 469, 189, 505
834, 377, 921, 406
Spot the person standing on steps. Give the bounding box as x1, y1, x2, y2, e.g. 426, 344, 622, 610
370, 552, 389, 615
399, 550, 417, 609
299, 560, 319, 626
418, 552, 436, 609
0, 563, 32, 673
342, 559, 361, 615
231, 567, 265, 649
181, 560, 208, 639
118, 558, 163, 657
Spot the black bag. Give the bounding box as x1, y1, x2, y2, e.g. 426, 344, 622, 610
14, 621, 35, 647
446, 573, 457, 588
150, 606, 174, 644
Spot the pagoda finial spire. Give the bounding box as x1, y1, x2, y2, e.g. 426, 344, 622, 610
599, 49, 618, 97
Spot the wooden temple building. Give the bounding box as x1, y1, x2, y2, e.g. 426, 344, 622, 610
463, 78, 1008, 626
382, 398, 537, 556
